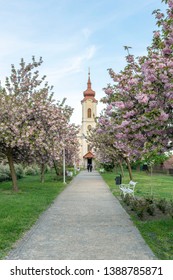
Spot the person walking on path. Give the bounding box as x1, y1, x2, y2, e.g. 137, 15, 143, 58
87, 163, 90, 172
6, 170, 156, 260
89, 164, 93, 172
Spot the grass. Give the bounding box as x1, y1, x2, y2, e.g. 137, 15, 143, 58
0, 171, 71, 259
102, 170, 173, 200
101, 169, 173, 260
134, 219, 173, 260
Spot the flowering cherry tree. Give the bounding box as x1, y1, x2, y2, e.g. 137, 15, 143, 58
88, 115, 125, 175
0, 57, 46, 191
0, 57, 79, 190
90, 0, 173, 180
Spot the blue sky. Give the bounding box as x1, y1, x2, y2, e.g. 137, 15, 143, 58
0, 0, 166, 124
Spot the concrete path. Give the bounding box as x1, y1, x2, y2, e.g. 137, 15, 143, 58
6, 170, 156, 260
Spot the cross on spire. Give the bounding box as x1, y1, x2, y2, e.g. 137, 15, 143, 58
88, 67, 90, 77
87, 67, 91, 89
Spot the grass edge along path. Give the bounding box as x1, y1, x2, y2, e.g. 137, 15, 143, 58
101, 170, 173, 260
0, 172, 72, 259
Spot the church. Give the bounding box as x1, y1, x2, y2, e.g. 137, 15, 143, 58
78, 71, 98, 169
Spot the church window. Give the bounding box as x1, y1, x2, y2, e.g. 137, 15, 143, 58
88, 125, 92, 131
88, 108, 91, 118
88, 144, 91, 151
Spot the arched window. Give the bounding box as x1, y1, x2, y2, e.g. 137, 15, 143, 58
88, 144, 91, 151
88, 108, 91, 118
88, 125, 92, 131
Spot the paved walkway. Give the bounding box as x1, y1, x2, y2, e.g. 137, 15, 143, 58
6, 170, 156, 260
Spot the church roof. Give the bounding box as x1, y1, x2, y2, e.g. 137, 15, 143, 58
83, 151, 95, 159
81, 70, 98, 103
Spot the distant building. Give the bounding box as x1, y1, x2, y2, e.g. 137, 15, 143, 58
78, 70, 98, 168
163, 155, 173, 174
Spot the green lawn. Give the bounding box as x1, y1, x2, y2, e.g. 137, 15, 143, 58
101, 170, 173, 260
102, 170, 173, 200
0, 172, 70, 259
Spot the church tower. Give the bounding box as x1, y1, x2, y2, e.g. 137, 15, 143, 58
79, 70, 98, 168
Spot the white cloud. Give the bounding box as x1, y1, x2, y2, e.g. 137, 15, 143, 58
0, 34, 77, 57
44, 45, 97, 81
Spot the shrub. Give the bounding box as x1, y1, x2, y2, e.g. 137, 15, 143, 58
145, 197, 154, 205
0, 172, 10, 182
145, 197, 156, 216
146, 203, 155, 216
24, 165, 40, 176
167, 200, 173, 219
130, 198, 139, 211
44, 165, 51, 173
123, 194, 132, 206
0, 164, 25, 181
123, 195, 156, 219
136, 206, 145, 219
101, 162, 115, 172
156, 198, 169, 214
0, 164, 11, 182
14, 164, 25, 179
121, 189, 173, 220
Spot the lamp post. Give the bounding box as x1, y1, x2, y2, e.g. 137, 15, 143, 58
63, 148, 66, 184
73, 155, 76, 175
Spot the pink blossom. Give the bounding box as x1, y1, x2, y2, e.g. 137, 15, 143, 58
104, 88, 113, 95
97, 128, 103, 134
165, 92, 173, 99
114, 101, 125, 109
153, 31, 160, 38
136, 93, 149, 104
134, 134, 145, 141
126, 55, 134, 63
124, 101, 134, 109
168, 0, 173, 9
155, 12, 164, 20
158, 63, 166, 69
116, 133, 124, 139
147, 74, 157, 82
162, 47, 172, 56
149, 101, 157, 109
124, 110, 135, 118
121, 120, 130, 127
128, 78, 139, 86
149, 94, 156, 100
159, 111, 169, 121
107, 105, 112, 111
165, 36, 173, 46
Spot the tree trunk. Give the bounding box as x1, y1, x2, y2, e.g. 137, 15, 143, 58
113, 160, 116, 173
119, 160, 124, 177
136, 164, 140, 171
7, 150, 19, 192
40, 163, 45, 183
125, 157, 133, 181
53, 160, 59, 176
150, 165, 153, 176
